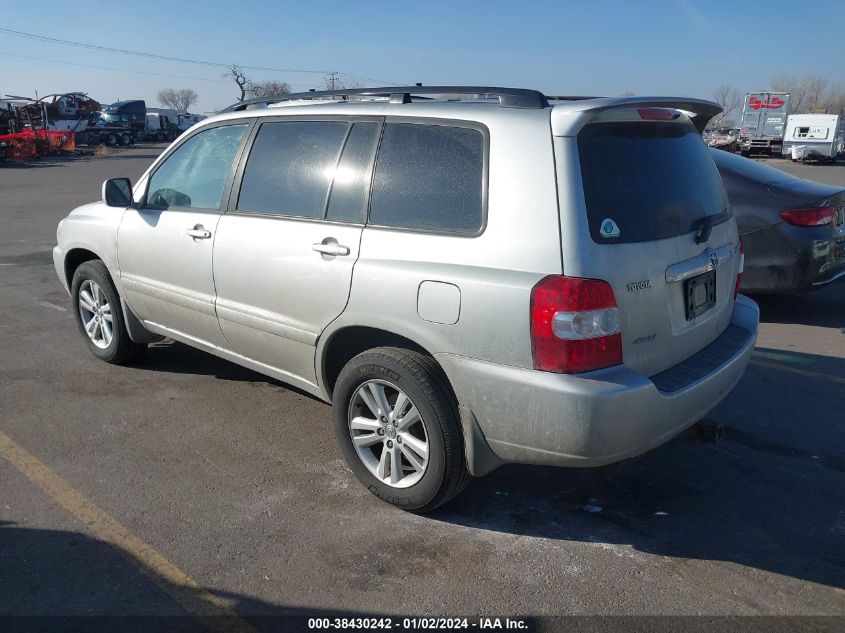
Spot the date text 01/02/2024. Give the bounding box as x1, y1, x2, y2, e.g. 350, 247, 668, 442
306, 617, 530, 630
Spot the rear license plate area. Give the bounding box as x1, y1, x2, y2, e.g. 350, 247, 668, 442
685, 271, 716, 320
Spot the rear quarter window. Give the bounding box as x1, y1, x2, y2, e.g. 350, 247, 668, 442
369, 122, 484, 234
578, 121, 728, 244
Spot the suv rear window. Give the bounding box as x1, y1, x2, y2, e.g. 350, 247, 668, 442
578, 121, 728, 244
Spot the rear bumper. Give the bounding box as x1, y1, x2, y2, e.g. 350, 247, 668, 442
740, 138, 782, 152
437, 295, 759, 468
741, 223, 845, 293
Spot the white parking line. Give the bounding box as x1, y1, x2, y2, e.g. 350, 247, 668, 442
38, 301, 67, 312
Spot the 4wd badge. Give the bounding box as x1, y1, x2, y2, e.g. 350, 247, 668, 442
600, 218, 621, 238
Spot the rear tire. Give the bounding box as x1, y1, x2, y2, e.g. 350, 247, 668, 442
332, 347, 469, 512
71, 260, 146, 364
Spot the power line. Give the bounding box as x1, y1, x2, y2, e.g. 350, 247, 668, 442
0, 27, 399, 83
0, 51, 227, 82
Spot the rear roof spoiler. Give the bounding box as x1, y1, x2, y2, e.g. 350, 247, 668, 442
551, 96, 722, 135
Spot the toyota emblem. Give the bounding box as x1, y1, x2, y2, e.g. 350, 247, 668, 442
708, 249, 719, 270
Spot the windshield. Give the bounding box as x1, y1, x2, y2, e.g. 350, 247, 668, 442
578, 121, 729, 244
709, 149, 798, 185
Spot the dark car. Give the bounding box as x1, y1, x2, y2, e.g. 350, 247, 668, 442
711, 149, 845, 293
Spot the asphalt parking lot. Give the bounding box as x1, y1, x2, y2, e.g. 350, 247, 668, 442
1, 148, 843, 628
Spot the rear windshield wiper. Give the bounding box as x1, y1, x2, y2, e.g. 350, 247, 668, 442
693, 210, 731, 244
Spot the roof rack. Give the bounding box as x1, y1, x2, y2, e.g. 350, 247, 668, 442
545, 95, 604, 101
221, 86, 551, 112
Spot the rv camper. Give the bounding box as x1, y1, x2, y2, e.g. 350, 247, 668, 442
782, 113, 844, 162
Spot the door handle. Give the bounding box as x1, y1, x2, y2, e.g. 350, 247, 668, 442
312, 241, 350, 256
187, 225, 212, 240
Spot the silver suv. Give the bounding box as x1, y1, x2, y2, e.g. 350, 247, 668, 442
53, 86, 759, 512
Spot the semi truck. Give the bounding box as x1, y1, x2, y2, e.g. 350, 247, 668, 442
739, 91, 790, 156
78, 100, 146, 146
142, 112, 180, 142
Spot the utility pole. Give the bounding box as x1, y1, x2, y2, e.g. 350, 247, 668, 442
327, 71, 339, 90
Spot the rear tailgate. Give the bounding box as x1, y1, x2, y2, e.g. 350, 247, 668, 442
552, 101, 742, 376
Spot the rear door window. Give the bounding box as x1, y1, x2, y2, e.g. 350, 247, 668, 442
369, 123, 484, 233
325, 122, 381, 223
578, 121, 728, 244
237, 121, 350, 218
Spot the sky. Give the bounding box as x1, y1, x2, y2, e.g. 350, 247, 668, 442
1, 0, 842, 114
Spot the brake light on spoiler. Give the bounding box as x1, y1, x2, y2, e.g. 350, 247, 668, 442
637, 108, 680, 121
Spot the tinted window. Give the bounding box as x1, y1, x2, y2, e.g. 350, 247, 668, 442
147, 124, 248, 209
710, 147, 799, 185
326, 122, 380, 222
369, 123, 483, 233
578, 121, 728, 244
238, 121, 349, 218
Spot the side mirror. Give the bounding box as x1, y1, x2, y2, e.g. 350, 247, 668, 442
102, 178, 133, 207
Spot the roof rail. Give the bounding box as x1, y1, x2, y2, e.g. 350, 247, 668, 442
545, 95, 604, 101
221, 86, 549, 112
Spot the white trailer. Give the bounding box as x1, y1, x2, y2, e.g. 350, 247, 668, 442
782, 113, 844, 162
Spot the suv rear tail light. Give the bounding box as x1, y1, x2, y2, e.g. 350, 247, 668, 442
780, 207, 835, 227
530, 276, 622, 373
734, 238, 744, 299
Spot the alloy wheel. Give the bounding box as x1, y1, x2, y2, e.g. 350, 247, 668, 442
348, 380, 429, 488
78, 279, 113, 349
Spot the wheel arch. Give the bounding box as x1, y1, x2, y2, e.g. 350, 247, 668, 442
63, 247, 162, 344
318, 325, 438, 399
63, 247, 101, 291
320, 325, 501, 484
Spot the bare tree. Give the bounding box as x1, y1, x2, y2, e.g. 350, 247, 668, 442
157, 88, 198, 112
710, 84, 741, 126
828, 83, 845, 116
224, 64, 249, 102
770, 73, 845, 114
245, 80, 291, 98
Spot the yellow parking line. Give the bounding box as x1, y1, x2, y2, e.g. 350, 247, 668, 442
0, 430, 256, 633
750, 358, 845, 386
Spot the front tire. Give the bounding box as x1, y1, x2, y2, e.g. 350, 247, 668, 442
332, 347, 469, 512
71, 260, 146, 364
